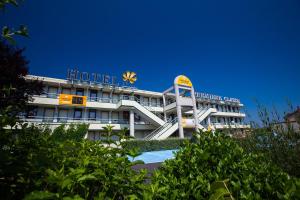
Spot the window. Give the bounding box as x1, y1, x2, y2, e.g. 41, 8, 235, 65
101, 111, 109, 123
62, 88, 71, 94
228, 106, 232, 112
102, 92, 110, 103
47, 87, 58, 98
76, 88, 84, 96
151, 98, 157, 107
72, 96, 84, 105
89, 109, 96, 120
112, 94, 119, 103
232, 107, 235, 112
143, 97, 149, 106
58, 110, 68, 122
90, 90, 98, 101
44, 108, 55, 122
123, 111, 129, 121
74, 109, 82, 120
112, 112, 119, 123
26, 106, 38, 118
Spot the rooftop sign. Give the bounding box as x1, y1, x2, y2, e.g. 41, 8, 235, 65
67, 69, 118, 86
194, 92, 241, 103
175, 75, 193, 87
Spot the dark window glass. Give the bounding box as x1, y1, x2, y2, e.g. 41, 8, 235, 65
76, 88, 84, 96
123, 111, 129, 120
72, 96, 84, 105
89, 109, 96, 120
26, 106, 38, 118
90, 90, 98, 101
74, 109, 82, 119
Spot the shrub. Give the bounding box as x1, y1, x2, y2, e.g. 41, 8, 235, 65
0, 123, 148, 200
123, 138, 188, 153
150, 131, 300, 199
236, 103, 300, 178
236, 127, 300, 178
51, 124, 89, 142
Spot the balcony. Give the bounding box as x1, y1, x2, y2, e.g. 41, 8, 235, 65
31, 93, 164, 108
211, 122, 251, 129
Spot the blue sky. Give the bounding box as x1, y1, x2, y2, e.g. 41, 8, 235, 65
1, 0, 300, 122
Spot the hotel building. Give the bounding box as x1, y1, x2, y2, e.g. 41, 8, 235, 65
22, 70, 249, 140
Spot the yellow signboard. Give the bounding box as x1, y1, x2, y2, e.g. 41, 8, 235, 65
181, 118, 195, 128
59, 94, 87, 106
176, 75, 192, 87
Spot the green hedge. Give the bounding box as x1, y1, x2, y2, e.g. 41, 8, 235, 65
123, 138, 188, 152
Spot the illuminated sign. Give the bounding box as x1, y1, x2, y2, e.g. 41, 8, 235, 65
122, 71, 137, 84
59, 94, 87, 106
182, 118, 196, 128
67, 69, 118, 86
194, 92, 240, 103
176, 75, 193, 87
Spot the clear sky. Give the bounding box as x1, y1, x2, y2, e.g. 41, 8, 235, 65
1, 0, 300, 122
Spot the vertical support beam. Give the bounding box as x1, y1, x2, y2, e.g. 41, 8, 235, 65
109, 111, 112, 124
54, 106, 58, 123
84, 108, 88, 122
85, 87, 89, 98
130, 109, 135, 137
208, 116, 211, 126
109, 90, 113, 103
58, 84, 62, 95
45, 85, 49, 97
162, 94, 167, 122
191, 86, 199, 132
174, 84, 184, 138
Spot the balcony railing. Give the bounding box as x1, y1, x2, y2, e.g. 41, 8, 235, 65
18, 116, 151, 125
35, 93, 164, 107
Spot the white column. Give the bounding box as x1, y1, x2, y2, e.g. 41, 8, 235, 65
109, 111, 112, 124
109, 91, 113, 103
84, 108, 88, 121
191, 86, 199, 132
208, 116, 211, 126
53, 106, 58, 122
174, 84, 184, 138
162, 94, 167, 122
130, 109, 135, 137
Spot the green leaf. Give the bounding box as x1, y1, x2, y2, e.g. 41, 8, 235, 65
77, 174, 97, 182
24, 191, 57, 200
209, 188, 231, 200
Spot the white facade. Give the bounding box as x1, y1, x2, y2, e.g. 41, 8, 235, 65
22, 75, 250, 140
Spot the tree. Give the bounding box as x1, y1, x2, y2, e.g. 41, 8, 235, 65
0, 40, 43, 126
1, 0, 29, 44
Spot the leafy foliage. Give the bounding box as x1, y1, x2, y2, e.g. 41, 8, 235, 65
0, 123, 149, 200
51, 124, 89, 142
237, 103, 300, 178
1, 0, 29, 44
0, 41, 43, 127
150, 131, 300, 199
123, 138, 188, 153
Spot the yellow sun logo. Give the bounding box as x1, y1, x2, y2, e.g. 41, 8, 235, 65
122, 71, 137, 84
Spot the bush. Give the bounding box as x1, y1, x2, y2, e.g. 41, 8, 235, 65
51, 124, 89, 142
123, 138, 188, 153
236, 127, 300, 178
150, 131, 300, 199
0, 123, 148, 200
236, 104, 300, 178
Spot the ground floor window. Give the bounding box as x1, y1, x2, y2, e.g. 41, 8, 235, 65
89, 109, 96, 120
74, 109, 82, 120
